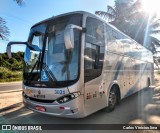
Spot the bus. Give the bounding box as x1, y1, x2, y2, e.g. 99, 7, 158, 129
7, 11, 154, 118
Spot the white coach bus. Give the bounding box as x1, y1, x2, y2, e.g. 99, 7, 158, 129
7, 11, 154, 118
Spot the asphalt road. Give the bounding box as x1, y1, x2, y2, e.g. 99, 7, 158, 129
1, 87, 157, 133
0, 82, 22, 92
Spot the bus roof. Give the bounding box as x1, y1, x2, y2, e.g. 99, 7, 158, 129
31, 11, 124, 33
31, 11, 130, 39
31, 11, 151, 54
31, 11, 88, 28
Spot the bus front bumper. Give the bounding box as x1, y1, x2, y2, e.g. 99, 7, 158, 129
23, 94, 85, 118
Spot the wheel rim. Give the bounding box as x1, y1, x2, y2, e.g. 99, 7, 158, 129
109, 91, 116, 108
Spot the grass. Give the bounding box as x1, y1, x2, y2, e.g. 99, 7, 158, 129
156, 70, 160, 75
0, 67, 22, 82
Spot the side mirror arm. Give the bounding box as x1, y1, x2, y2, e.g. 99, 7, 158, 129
7, 42, 27, 58
6, 41, 40, 58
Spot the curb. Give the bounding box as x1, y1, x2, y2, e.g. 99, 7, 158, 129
0, 102, 23, 113
0, 89, 22, 94
0, 81, 22, 85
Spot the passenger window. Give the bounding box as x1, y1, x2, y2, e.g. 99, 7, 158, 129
84, 17, 105, 83
85, 17, 104, 46
105, 25, 118, 41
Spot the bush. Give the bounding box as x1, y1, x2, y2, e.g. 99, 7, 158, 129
0, 52, 24, 82
0, 67, 22, 82
0, 52, 24, 71
157, 70, 160, 75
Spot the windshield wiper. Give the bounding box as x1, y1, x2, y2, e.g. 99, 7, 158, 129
26, 52, 42, 84
43, 63, 57, 82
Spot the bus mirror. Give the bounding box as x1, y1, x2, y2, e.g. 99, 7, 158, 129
6, 41, 40, 58
6, 41, 27, 58
64, 24, 82, 50
6, 45, 12, 58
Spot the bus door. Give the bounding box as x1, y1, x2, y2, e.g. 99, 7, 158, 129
84, 17, 106, 113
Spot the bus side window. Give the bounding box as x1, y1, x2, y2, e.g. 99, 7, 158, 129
105, 25, 112, 41
84, 17, 105, 83
84, 43, 100, 82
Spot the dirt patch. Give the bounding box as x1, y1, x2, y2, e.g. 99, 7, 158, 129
0, 91, 22, 110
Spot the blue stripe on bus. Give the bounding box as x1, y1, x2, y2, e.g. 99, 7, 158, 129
124, 63, 147, 98
114, 61, 122, 80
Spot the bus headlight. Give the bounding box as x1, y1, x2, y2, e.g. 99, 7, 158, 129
57, 92, 81, 104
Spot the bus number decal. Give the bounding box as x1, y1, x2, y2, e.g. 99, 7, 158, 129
55, 90, 65, 95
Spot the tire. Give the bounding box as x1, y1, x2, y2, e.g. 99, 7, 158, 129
107, 88, 117, 112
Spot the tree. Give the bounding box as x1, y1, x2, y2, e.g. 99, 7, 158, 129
0, 0, 24, 40
126, 1, 160, 54
0, 52, 24, 71
95, 0, 138, 33
95, 0, 160, 54
14, 0, 24, 6
0, 17, 10, 40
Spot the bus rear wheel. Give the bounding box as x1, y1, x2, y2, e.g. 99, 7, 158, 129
107, 88, 117, 112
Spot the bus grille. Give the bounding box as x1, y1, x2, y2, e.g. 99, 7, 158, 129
24, 93, 55, 103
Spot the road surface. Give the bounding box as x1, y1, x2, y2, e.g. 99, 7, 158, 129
1, 87, 158, 133
0, 82, 22, 92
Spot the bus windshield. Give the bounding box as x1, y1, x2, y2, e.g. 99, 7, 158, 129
23, 14, 82, 88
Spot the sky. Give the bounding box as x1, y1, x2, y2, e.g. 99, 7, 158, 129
0, 0, 114, 53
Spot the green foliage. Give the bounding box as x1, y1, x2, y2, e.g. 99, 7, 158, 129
0, 67, 22, 82
0, 52, 23, 82
157, 70, 160, 75
0, 52, 24, 71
